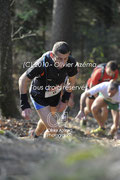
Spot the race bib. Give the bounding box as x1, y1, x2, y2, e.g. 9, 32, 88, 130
45, 84, 62, 98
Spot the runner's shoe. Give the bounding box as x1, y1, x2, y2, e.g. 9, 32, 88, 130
0, 130, 5, 135
28, 129, 39, 138
90, 127, 106, 136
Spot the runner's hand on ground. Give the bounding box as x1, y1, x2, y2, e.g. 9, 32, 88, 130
22, 108, 32, 120
75, 110, 85, 120
110, 124, 117, 136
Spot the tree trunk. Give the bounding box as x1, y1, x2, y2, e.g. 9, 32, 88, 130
0, 0, 20, 118
51, 0, 74, 49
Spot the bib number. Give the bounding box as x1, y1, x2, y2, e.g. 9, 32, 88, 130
45, 84, 62, 98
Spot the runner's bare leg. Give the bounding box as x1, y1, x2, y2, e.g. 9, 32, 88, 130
110, 110, 119, 135
84, 98, 94, 116
36, 106, 60, 138
91, 96, 108, 128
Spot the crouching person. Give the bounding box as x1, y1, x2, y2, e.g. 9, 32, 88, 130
19, 41, 77, 138
76, 80, 120, 137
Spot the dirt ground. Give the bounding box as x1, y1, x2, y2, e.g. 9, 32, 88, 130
0, 112, 120, 147
1, 113, 120, 180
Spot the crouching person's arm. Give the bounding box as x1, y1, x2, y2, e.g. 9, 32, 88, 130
75, 91, 91, 120
19, 72, 32, 120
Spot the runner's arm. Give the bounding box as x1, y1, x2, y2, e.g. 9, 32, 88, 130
19, 72, 32, 120
80, 82, 105, 112
75, 91, 91, 120
67, 75, 76, 92
57, 76, 76, 112
19, 72, 31, 94
61, 75, 76, 102
19, 57, 45, 119
80, 91, 91, 112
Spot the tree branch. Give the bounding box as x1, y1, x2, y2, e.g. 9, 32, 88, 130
11, 26, 23, 38
12, 33, 36, 41
10, 0, 15, 7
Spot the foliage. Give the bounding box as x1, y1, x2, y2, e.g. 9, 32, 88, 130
12, 0, 53, 58
72, 0, 120, 64
12, 0, 120, 67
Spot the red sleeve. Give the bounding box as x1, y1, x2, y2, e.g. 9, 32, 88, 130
90, 69, 102, 87
113, 69, 119, 80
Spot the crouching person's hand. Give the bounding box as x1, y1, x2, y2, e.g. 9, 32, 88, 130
20, 94, 31, 120
75, 110, 86, 121
110, 124, 118, 137
22, 108, 32, 120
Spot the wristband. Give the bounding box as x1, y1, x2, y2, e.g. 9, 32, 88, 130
20, 94, 31, 110
61, 91, 71, 103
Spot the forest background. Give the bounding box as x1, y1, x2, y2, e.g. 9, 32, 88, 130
1, 1, 120, 179
0, 0, 120, 118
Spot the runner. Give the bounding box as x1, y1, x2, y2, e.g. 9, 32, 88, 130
19, 41, 77, 138
76, 80, 120, 137
76, 61, 119, 125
